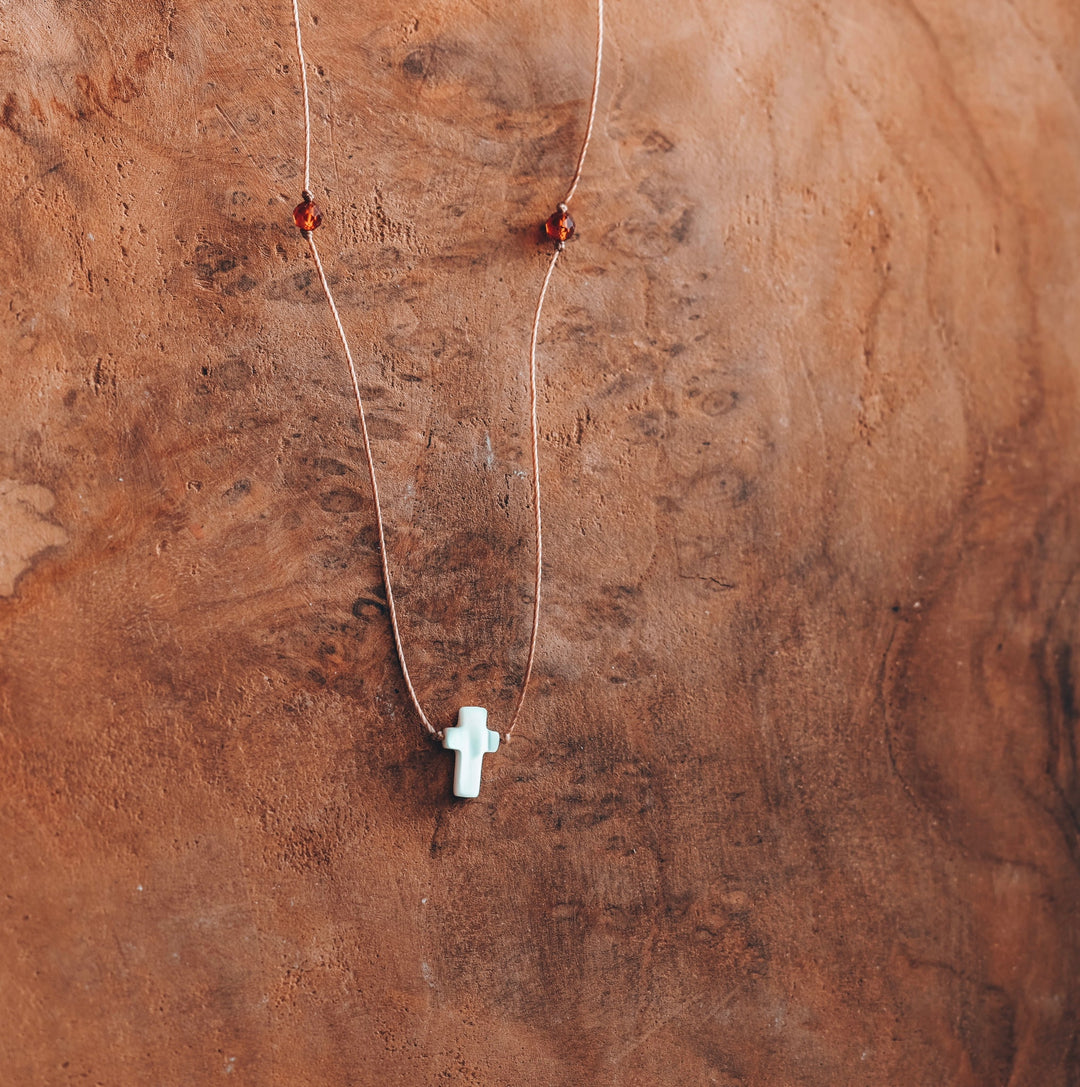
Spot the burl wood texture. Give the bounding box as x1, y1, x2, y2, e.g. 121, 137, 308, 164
2, 0, 1078, 1083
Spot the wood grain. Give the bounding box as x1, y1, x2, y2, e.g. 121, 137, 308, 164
2, 0, 1078, 1082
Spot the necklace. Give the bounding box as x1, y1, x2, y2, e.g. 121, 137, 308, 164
285, 1, 604, 797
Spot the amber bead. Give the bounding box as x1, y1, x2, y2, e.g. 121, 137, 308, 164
293, 197, 323, 232
544, 207, 575, 244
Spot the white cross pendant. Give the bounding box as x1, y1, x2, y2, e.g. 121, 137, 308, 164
442, 706, 500, 798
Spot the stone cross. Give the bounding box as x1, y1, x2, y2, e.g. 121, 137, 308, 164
442, 706, 500, 798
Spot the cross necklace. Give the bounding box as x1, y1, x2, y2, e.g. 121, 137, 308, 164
285, 1, 604, 797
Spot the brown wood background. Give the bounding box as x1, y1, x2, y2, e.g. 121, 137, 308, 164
2, 0, 1079, 1083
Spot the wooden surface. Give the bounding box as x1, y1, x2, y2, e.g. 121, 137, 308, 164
2, 0, 1079, 1082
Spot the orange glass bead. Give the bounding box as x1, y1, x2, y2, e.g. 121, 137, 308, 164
544, 206, 575, 244
293, 196, 323, 232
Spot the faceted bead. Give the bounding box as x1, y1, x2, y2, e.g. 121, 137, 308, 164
293, 197, 323, 232
544, 207, 574, 243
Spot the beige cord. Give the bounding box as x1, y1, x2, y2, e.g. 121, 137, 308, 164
290, 0, 312, 197
563, 0, 604, 209
304, 234, 442, 739
504, 245, 560, 740
289, 1, 603, 742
